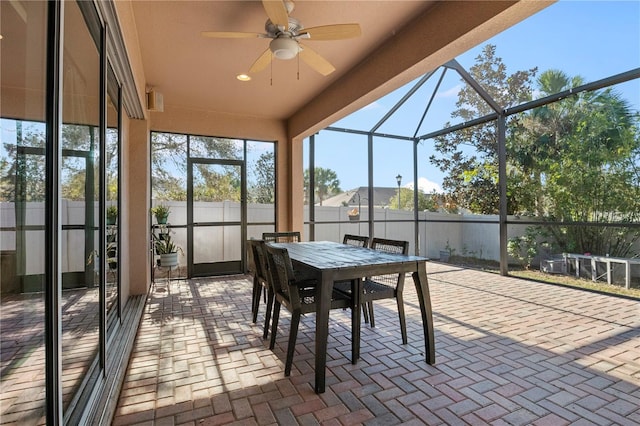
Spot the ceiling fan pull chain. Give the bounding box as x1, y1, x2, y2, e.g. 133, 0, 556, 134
270, 53, 273, 86
297, 52, 300, 80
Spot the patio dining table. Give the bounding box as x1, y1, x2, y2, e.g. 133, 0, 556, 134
272, 241, 435, 393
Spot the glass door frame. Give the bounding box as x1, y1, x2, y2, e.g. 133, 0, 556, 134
187, 157, 246, 277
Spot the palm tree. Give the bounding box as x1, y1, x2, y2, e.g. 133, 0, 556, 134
518, 69, 640, 255
304, 167, 341, 206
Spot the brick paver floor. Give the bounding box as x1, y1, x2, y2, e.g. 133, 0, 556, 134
114, 263, 640, 425
1, 287, 108, 424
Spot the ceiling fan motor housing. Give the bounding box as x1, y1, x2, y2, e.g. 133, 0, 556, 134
265, 17, 303, 37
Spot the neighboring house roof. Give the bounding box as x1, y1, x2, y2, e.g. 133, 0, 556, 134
321, 187, 400, 207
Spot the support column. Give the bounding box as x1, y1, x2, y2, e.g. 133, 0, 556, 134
126, 118, 150, 294
498, 114, 508, 276
283, 133, 304, 234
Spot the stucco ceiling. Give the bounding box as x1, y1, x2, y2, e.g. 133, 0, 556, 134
130, 1, 549, 123
132, 1, 436, 120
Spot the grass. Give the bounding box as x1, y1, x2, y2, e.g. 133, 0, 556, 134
509, 269, 640, 299
446, 255, 640, 300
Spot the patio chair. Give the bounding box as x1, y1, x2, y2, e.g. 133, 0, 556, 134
336, 237, 409, 343
262, 231, 301, 243
264, 244, 352, 376
247, 239, 260, 314
343, 234, 369, 248
248, 239, 274, 339
363, 238, 409, 344
337, 234, 370, 320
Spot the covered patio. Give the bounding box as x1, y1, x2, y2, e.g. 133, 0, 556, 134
114, 264, 640, 425
3, 1, 639, 423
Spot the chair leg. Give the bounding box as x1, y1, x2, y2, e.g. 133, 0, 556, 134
362, 302, 369, 324
397, 294, 407, 345
251, 278, 261, 323
284, 311, 301, 376
367, 301, 375, 328
263, 288, 274, 340
269, 302, 281, 350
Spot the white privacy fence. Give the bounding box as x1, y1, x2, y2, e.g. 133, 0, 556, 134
309, 205, 531, 261
3, 201, 638, 274
1, 200, 105, 274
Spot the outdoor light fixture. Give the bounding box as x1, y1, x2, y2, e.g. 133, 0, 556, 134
146, 88, 164, 112
396, 174, 402, 209
269, 36, 299, 60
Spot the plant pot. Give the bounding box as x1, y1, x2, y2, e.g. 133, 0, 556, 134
348, 214, 359, 221
107, 218, 116, 226
156, 216, 168, 224
439, 250, 450, 262
160, 252, 178, 267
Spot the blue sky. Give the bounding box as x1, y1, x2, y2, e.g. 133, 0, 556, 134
306, 0, 640, 193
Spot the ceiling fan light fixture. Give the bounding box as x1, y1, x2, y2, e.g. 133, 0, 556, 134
236, 74, 251, 81
270, 37, 298, 60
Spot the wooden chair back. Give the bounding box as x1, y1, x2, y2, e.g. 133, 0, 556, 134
264, 244, 300, 309
262, 231, 301, 243
369, 238, 409, 289
343, 234, 369, 248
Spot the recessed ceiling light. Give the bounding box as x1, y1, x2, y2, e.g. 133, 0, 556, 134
237, 74, 251, 82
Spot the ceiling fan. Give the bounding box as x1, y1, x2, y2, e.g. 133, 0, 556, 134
201, 0, 361, 76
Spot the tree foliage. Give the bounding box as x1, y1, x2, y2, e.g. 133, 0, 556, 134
430, 44, 538, 214
1, 121, 47, 202
304, 167, 341, 205
389, 188, 438, 211
59, 124, 120, 201
430, 44, 640, 257
248, 151, 275, 203
515, 70, 640, 256
151, 133, 188, 201
193, 164, 241, 202
151, 133, 242, 201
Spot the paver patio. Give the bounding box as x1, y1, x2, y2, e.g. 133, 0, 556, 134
1, 287, 110, 423
114, 262, 640, 425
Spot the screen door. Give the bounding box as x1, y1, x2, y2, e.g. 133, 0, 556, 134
188, 158, 244, 277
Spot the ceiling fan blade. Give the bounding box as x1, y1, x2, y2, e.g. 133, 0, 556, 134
299, 43, 335, 76
262, 0, 289, 31
249, 48, 273, 74
298, 23, 361, 40
201, 31, 264, 39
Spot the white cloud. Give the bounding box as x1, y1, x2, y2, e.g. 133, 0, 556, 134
436, 84, 462, 98
406, 177, 442, 194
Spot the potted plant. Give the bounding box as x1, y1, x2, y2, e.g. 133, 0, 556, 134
347, 207, 359, 221
153, 232, 183, 267
439, 241, 455, 262
106, 243, 118, 270
87, 241, 118, 270
106, 205, 118, 226
151, 204, 170, 224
